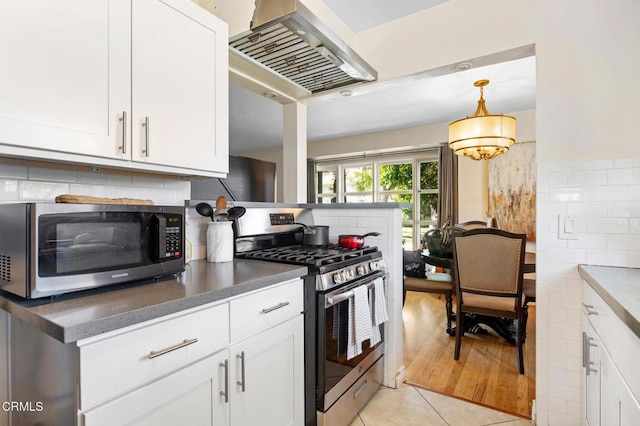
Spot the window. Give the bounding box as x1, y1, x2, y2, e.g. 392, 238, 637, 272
314, 152, 439, 250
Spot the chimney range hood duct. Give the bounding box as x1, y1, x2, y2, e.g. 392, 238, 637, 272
229, 0, 377, 95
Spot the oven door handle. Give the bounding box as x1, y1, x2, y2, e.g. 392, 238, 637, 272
324, 272, 387, 308
326, 281, 375, 306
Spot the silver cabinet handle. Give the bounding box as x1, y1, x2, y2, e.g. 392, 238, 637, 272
119, 111, 127, 154
220, 359, 229, 403
261, 301, 290, 314
237, 351, 246, 392
582, 332, 588, 367
583, 334, 598, 376
148, 337, 198, 359
142, 116, 150, 157
583, 303, 599, 315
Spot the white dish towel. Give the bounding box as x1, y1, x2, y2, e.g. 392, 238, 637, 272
347, 285, 373, 360
369, 277, 388, 346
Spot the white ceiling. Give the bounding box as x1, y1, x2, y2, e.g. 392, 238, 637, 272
229, 1, 536, 155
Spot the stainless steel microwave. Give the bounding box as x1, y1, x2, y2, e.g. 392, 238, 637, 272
0, 203, 185, 299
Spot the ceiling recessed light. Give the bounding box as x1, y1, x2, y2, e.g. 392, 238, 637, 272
263, 91, 278, 98
339, 90, 353, 97
455, 62, 473, 71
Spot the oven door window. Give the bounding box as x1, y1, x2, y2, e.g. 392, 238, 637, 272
324, 289, 383, 393
37, 212, 147, 277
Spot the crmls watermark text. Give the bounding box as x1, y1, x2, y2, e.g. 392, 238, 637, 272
1, 401, 44, 412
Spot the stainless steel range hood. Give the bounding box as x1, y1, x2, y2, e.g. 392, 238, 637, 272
229, 0, 377, 95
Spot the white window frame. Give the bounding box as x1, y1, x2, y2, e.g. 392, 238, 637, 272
313, 151, 438, 250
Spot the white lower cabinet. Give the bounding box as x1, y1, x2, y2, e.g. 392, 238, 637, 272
582, 281, 640, 426
82, 350, 230, 426
601, 348, 640, 426
76, 279, 304, 426
229, 315, 304, 426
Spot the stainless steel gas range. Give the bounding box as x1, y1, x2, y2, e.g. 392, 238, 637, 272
234, 207, 386, 426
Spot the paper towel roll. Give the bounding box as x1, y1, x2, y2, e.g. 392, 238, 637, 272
207, 222, 233, 263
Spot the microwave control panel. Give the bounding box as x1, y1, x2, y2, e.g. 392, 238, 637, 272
154, 213, 183, 260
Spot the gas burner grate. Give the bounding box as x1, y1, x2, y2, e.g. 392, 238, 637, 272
243, 244, 378, 267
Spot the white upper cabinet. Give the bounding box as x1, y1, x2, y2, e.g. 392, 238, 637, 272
0, 0, 228, 177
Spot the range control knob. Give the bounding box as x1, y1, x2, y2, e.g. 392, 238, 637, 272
344, 269, 354, 280
369, 260, 380, 271
356, 265, 366, 276
333, 272, 345, 285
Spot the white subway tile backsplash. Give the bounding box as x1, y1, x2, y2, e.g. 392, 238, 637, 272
549, 187, 587, 202
613, 158, 634, 169
549, 367, 568, 384
630, 185, 640, 200
340, 216, 358, 227
567, 202, 607, 217
585, 249, 629, 267
0, 180, 19, 200
19, 181, 69, 201
77, 171, 107, 185
163, 178, 190, 190
587, 185, 629, 201
566, 170, 607, 186
608, 201, 640, 217
607, 234, 640, 251
356, 216, 378, 228
105, 174, 132, 186
566, 233, 608, 250
132, 175, 165, 188
68, 184, 112, 198
587, 218, 629, 234
548, 202, 568, 217
540, 162, 574, 173
28, 166, 78, 183
548, 172, 567, 187
608, 168, 633, 184
572, 159, 614, 171
629, 252, 640, 268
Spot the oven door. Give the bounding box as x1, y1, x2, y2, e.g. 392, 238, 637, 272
317, 271, 386, 411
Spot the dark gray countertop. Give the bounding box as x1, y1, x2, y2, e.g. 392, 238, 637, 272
578, 264, 640, 339
0, 259, 307, 344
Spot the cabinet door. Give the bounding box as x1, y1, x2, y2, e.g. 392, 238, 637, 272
230, 315, 304, 426
131, 0, 228, 173
582, 318, 601, 426
82, 351, 230, 426
0, 0, 130, 160
601, 348, 640, 426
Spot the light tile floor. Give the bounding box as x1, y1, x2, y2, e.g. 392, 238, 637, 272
349, 384, 532, 426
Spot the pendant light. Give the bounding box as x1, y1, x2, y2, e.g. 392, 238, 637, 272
448, 79, 516, 160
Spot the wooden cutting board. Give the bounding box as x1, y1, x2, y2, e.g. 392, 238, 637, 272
55, 194, 154, 205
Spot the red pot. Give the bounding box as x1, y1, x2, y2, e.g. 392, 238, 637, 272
338, 232, 381, 249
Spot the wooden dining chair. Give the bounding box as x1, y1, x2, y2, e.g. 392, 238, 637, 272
455, 220, 487, 230
451, 228, 528, 374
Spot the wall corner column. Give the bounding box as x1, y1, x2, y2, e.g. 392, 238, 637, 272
283, 102, 307, 203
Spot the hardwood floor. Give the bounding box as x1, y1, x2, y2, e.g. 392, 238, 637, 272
402, 291, 536, 418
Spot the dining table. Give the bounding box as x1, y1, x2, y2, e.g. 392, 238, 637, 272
421, 251, 536, 344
